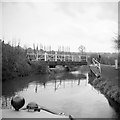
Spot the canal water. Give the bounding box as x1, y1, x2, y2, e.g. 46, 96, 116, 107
1, 67, 118, 118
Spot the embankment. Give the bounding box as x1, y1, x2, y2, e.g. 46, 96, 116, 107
88, 65, 120, 104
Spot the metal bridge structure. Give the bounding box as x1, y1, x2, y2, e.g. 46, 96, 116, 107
26, 51, 87, 67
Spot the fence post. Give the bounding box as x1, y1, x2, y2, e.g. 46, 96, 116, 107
36, 52, 38, 61
99, 63, 101, 73
64, 54, 65, 61
72, 55, 74, 61
115, 59, 118, 69
79, 56, 81, 62
55, 51, 57, 61
45, 52, 47, 61
86, 56, 87, 62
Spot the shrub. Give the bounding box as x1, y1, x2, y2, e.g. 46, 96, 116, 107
2, 41, 31, 81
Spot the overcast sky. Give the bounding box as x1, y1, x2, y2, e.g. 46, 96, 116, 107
2, 0, 118, 52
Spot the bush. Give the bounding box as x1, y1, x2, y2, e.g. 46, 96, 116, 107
30, 61, 48, 74
2, 41, 31, 81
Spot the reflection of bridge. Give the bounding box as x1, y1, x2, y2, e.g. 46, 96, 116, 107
26, 51, 87, 66
35, 72, 87, 92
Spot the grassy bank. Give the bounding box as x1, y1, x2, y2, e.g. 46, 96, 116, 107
88, 64, 120, 104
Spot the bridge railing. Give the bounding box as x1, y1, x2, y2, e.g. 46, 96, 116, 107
92, 58, 101, 73
26, 52, 87, 62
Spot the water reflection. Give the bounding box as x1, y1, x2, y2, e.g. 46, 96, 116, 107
2, 72, 86, 97
1, 69, 119, 118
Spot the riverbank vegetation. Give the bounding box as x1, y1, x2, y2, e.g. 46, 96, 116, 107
88, 65, 120, 104
90, 75, 120, 117
2, 40, 30, 81
2, 40, 48, 81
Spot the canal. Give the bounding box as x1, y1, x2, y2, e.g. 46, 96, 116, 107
1, 67, 118, 118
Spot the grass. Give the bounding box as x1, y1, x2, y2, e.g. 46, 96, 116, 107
101, 64, 118, 86
89, 64, 120, 104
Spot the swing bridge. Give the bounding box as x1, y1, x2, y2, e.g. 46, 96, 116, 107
26, 51, 88, 67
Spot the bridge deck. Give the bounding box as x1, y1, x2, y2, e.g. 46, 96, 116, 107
32, 60, 87, 66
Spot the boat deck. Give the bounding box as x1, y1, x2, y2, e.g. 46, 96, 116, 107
2, 109, 70, 118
